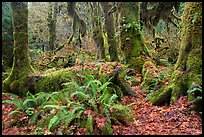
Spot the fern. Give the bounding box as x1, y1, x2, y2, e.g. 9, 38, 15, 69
48, 115, 59, 131
187, 87, 202, 94
71, 105, 86, 114
71, 91, 89, 101
35, 92, 50, 105
62, 113, 76, 126
86, 114, 94, 134
8, 110, 22, 116
25, 107, 35, 116
75, 110, 84, 118
83, 79, 101, 97
108, 94, 118, 106
3, 99, 24, 110
98, 81, 111, 91
43, 104, 66, 110
29, 111, 41, 126
88, 98, 98, 113
23, 98, 36, 108
100, 116, 112, 135
98, 89, 110, 104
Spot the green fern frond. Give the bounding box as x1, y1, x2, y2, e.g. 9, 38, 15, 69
43, 104, 66, 110
88, 98, 98, 113
25, 107, 35, 116
108, 94, 118, 106
99, 92, 111, 104
23, 98, 36, 108
63, 113, 76, 126
84, 75, 95, 83
35, 92, 49, 105
85, 80, 101, 95
98, 81, 111, 91
187, 87, 202, 94
62, 81, 80, 89
75, 110, 84, 118
3, 99, 24, 110
111, 104, 131, 111
127, 102, 138, 107
8, 110, 22, 116
66, 100, 75, 107
48, 115, 58, 130
29, 112, 41, 126
71, 105, 86, 114
71, 91, 89, 101
87, 114, 93, 134
26, 92, 35, 100
101, 116, 112, 135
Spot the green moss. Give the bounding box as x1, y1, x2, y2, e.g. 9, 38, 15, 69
147, 85, 172, 106
141, 61, 158, 90
120, 2, 150, 71
35, 68, 79, 93
128, 56, 147, 73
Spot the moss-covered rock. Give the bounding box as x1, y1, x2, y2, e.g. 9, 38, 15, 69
141, 61, 158, 90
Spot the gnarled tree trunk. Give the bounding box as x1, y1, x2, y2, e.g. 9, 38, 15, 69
148, 2, 202, 105
120, 2, 150, 72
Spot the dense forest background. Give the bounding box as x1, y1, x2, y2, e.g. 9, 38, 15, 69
2, 2, 202, 135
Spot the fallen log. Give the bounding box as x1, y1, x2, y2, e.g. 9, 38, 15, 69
26, 62, 137, 98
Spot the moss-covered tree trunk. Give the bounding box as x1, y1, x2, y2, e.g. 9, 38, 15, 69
101, 2, 119, 62
3, 2, 34, 96
120, 2, 150, 72
67, 2, 86, 48
148, 2, 202, 105
47, 2, 58, 51
91, 2, 105, 60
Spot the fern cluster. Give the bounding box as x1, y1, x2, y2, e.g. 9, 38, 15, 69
4, 73, 134, 135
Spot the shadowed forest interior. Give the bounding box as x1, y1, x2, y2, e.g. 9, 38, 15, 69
2, 2, 202, 135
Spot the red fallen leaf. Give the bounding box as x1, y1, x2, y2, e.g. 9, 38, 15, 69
95, 116, 106, 128
83, 109, 93, 115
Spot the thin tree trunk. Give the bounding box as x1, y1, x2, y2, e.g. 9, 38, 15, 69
47, 2, 58, 51
91, 2, 105, 60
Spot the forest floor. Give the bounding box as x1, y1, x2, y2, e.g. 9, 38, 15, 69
2, 83, 202, 135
